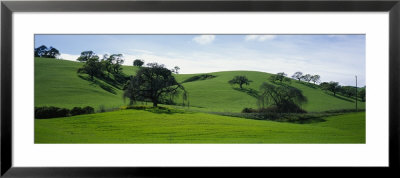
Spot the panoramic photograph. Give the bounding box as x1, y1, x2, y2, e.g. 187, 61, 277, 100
34, 34, 366, 143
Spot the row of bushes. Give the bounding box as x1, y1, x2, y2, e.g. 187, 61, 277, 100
242, 106, 306, 114
216, 111, 336, 124
232, 107, 365, 123
35, 106, 94, 119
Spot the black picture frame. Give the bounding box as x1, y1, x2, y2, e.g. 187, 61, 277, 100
1, 0, 399, 177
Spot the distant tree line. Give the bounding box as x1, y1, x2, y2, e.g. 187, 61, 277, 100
34, 45, 60, 58
291, 71, 320, 84
291, 71, 365, 101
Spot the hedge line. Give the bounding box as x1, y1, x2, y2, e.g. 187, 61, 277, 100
35, 106, 94, 119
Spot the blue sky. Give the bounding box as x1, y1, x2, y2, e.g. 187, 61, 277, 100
35, 34, 365, 86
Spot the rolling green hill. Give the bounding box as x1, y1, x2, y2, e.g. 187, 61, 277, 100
35, 57, 365, 113
34, 57, 138, 110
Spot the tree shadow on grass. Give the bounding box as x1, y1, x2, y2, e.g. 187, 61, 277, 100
326, 92, 355, 103
127, 105, 185, 114
78, 75, 117, 95
233, 87, 259, 98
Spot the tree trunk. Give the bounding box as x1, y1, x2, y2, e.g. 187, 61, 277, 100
239, 84, 243, 89
153, 102, 158, 107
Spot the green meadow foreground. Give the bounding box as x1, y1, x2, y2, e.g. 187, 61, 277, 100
34, 58, 366, 143
35, 109, 365, 143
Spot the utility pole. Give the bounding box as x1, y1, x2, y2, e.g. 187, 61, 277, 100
355, 75, 358, 112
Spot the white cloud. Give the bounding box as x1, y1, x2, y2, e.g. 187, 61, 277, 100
192, 35, 215, 45
245, 35, 276, 41
58, 53, 80, 61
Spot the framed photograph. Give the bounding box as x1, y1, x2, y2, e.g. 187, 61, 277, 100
1, 0, 399, 177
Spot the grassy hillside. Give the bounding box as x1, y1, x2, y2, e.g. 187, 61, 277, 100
175, 71, 365, 112
35, 57, 364, 113
35, 109, 365, 143
34, 57, 138, 110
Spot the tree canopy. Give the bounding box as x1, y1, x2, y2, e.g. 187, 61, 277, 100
77, 57, 104, 80
133, 59, 145, 67
301, 74, 312, 83
34, 45, 60, 58
310, 75, 321, 84
258, 82, 307, 113
172, 66, 180, 74
320, 81, 341, 96
270, 72, 290, 83
358, 87, 366, 102
228, 75, 252, 89
291, 71, 303, 81
123, 63, 187, 107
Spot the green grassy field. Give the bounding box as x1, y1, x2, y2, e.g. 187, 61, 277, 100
35, 109, 365, 143
34, 57, 365, 143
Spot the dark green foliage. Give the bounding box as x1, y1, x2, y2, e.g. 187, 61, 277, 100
34, 45, 60, 58
77, 57, 104, 79
320, 81, 341, 96
108, 54, 124, 74
228, 75, 252, 89
133, 59, 144, 67
77, 51, 98, 62
242, 108, 257, 113
171, 66, 180, 74
310, 75, 320, 84
358, 87, 366, 102
258, 82, 307, 113
340, 86, 357, 98
126, 105, 185, 114
70, 106, 95, 116
301, 74, 312, 82
270, 72, 290, 83
182, 74, 216, 83
34, 45, 48, 57
35, 106, 94, 119
226, 108, 364, 124
35, 106, 70, 119
123, 63, 188, 107
219, 112, 329, 124
291, 71, 303, 81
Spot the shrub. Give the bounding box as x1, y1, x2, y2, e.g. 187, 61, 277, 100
126, 105, 150, 110
35, 106, 94, 119
83, 106, 95, 114
242, 108, 257, 113
70, 106, 94, 116
70, 107, 83, 116
35, 106, 70, 119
